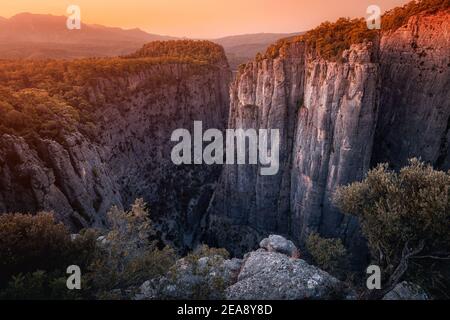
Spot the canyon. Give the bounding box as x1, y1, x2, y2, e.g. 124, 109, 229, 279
203, 9, 450, 259
0, 7, 449, 261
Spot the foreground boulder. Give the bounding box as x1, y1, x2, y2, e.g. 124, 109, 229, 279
226, 235, 345, 300
226, 249, 345, 300
383, 282, 429, 300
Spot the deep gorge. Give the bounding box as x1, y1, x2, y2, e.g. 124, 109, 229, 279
0, 9, 449, 261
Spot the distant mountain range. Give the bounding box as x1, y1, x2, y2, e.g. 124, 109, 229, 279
0, 13, 302, 68
0, 13, 176, 59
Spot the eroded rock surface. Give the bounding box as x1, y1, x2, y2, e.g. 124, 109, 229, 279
383, 281, 429, 300
0, 53, 231, 250
205, 11, 449, 260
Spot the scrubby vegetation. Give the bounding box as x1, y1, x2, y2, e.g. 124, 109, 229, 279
126, 40, 227, 65
0, 212, 94, 286
335, 159, 450, 299
265, 18, 377, 61
0, 87, 92, 144
159, 245, 231, 300
0, 40, 225, 143
0, 200, 177, 300
382, 0, 450, 31
259, 0, 449, 62
306, 232, 349, 279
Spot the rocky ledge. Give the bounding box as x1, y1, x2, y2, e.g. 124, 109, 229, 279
136, 235, 346, 300
136, 234, 429, 300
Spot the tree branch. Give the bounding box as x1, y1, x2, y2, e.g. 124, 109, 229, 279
412, 255, 450, 260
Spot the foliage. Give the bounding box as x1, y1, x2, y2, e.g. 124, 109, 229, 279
126, 40, 227, 65
0, 40, 224, 142
85, 199, 177, 299
263, 18, 377, 62
335, 159, 450, 298
306, 232, 349, 279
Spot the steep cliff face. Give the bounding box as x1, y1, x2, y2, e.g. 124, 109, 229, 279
206, 10, 448, 257
95, 63, 230, 247
0, 46, 231, 249
205, 41, 379, 256
0, 132, 121, 229
372, 11, 450, 170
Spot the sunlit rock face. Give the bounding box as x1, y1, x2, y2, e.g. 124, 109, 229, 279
205, 11, 449, 260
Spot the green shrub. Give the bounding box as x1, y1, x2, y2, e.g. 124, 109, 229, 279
0, 200, 177, 300
126, 40, 227, 65
335, 159, 450, 299
0, 271, 82, 300
306, 232, 349, 278
85, 199, 177, 299
0, 212, 74, 284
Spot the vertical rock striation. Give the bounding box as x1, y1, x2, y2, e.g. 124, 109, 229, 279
206, 41, 379, 257
0, 47, 231, 250
291, 43, 379, 257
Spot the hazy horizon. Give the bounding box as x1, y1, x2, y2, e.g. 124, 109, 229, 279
1, 0, 410, 38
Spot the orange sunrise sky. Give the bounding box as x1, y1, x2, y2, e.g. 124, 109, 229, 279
0, 0, 411, 38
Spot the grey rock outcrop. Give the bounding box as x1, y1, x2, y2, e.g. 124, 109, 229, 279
205, 42, 306, 255
206, 10, 449, 260
136, 235, 345, 300
136, 254, 242, 300
290, 43, 379, 258
0, 133, 121, 228
383, 281, 429, 300
373, 11, 450, 170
